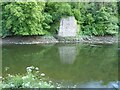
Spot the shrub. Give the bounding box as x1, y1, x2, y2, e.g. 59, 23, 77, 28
1, 2, 119, 37
2, 2, 46, 37
2, 66, 55, 88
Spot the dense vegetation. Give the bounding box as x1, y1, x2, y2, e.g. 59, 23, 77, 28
1, 2, 119, 37
2, 66, 55, 88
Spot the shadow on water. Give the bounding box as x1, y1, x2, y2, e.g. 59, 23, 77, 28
2, 43, 118, 88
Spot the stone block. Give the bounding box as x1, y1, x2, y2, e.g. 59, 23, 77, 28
58, 16, 78, 37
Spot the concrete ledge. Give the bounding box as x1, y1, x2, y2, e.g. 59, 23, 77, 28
56, 35, 118, 44
1, 35, 118, 45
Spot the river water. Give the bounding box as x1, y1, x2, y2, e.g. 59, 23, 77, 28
2, 43, 118, 88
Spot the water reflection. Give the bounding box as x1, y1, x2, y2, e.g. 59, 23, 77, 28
2, 43, 118, 87
59, 45, 76, 64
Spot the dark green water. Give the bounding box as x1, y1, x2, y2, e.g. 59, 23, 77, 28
2, 43, 118, 88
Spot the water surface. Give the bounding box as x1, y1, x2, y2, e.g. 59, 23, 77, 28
2, 43, 118, 88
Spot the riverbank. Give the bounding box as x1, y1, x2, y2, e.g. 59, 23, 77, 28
1, 35, 118, 45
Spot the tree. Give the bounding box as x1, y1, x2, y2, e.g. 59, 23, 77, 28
2, 2, 45, 37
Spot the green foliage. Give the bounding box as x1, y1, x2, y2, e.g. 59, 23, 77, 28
2, 2, 46, 37
2, 2, 119, 37
56, 3, 73, 17
42, 13, 53, 34
94, 6, 118, 35
78, 2, 118, 36
4, 75, 23, 88
2, 66, 55, 88
0, 3, 2, 37
46, 2, 73, 20
72, 9, 82, 23
44, 2, 73, 34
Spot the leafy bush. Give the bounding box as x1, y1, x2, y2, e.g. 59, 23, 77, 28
78, 3, 118, 36
2, 2, 46, 37
2, 66, 55, 88
1, 2, 119, 37
94, 6, 118, 35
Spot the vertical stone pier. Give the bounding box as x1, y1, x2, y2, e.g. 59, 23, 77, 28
58, 16, 78, 37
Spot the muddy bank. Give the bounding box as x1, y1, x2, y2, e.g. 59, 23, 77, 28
1, 36, 118, 45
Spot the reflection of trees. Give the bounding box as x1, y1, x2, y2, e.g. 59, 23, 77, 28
75, 44, 118, 84
2, 44, 56, 75
2, 44, 118, 84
